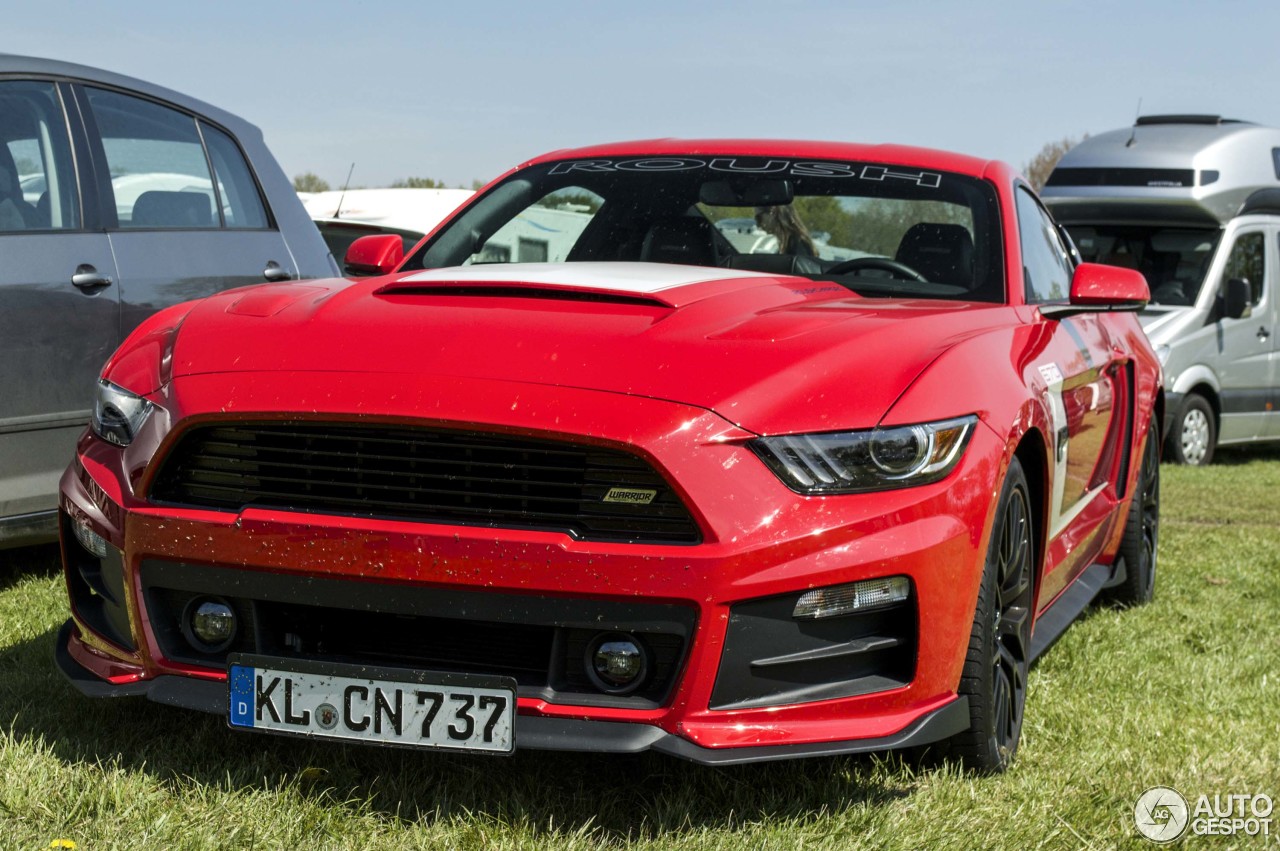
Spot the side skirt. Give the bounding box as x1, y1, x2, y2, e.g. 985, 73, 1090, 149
1029, 562, 1111, 663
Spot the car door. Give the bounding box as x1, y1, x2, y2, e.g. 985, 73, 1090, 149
1017, 188, 1119, 604
1264, 228, 1280, 438
1207, 227, 1273, 442
0, 78, 120, 526
73, 84, 297, 338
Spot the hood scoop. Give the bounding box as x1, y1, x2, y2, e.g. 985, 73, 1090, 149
376, 282, 671, 308
383, 261, 779, 309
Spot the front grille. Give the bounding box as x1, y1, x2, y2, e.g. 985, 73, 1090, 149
150, 422, 700, 544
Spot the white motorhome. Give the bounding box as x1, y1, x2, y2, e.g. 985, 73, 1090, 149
1043, 115, 1280, 464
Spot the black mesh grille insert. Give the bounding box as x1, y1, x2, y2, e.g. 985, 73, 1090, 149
150, 422, 700, 544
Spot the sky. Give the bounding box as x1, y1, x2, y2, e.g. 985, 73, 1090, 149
8, 0, 1280, 189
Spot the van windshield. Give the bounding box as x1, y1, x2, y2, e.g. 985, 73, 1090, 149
1065, 225, 1222, 307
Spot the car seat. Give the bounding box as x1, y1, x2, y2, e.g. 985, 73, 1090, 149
895, 223, 974, 288
641, 217, 716, 266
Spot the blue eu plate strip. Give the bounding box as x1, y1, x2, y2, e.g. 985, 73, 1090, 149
228, 665, 256, 727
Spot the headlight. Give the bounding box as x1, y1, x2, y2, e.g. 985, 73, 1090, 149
750, 415, 977, 494
1155, 344, 1171, 367
91, 380, 153, 447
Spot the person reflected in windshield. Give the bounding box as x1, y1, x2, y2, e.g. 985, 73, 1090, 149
755, 204, 817, 257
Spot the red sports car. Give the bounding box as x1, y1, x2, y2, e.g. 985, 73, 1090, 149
57, 140, 1162, 771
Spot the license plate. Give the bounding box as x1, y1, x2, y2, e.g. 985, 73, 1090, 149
226, 655, 516, 754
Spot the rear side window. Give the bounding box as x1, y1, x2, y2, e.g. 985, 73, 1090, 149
0, 80, 80, 232
84, 87, 271, 231
200, 121, 268, 228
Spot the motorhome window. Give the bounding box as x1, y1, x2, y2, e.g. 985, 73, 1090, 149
1272, 148, 1280, 180
408, 159, 1004, 302
1016, 188, 1073, 303
1223, 232, 1265, 306
0, 81, 79, 231
1045, 167, 1196, 189
1064, 225, 1223, 307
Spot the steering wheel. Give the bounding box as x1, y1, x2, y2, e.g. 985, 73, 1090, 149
824, 257, 929, 282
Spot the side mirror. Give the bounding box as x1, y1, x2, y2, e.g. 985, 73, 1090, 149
1223, 277, 1252, 320
1039, 262, 1150, 319
344, 234, 404, 277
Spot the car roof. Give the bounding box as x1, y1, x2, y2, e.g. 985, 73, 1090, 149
521, 138, 1000, 180
0, 53, 260, 139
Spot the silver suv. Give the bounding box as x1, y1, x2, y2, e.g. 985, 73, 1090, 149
0, 55, 338, 547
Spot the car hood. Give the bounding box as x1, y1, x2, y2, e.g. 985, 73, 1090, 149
168, 262, 1013, 435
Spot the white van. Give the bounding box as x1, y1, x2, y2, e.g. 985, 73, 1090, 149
1043, 115, 1280, 464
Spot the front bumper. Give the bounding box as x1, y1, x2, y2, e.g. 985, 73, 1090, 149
56, 620, 969, 765
57, 371, 1004, 762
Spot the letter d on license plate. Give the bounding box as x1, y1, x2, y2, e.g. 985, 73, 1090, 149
227, 654, 516, 754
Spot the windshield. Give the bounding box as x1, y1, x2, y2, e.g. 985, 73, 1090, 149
1064, 224, 1223, 307
407, 157, 1005, 302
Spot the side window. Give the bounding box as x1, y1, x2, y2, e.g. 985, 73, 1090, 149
1223, 231, 1265, 306
0, 80, 80, 232
200, 121, 268, 229
1016, 188, 1074, 303
85, 87, 217, 229
468, 186, 601, 265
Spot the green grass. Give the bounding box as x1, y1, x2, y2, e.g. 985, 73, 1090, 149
3, 451, 1279, 849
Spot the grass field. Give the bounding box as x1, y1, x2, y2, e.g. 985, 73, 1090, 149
2, 451, 1278, 849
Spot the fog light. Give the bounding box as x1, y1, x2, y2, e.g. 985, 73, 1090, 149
71, 516, 109, 558
585, 633, 649, 695
793, 576, 911, 619
183, 597, 237, 652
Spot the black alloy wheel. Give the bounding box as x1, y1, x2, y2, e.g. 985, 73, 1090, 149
939, 457, 1035, 773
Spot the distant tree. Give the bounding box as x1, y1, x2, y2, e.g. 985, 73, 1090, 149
293, 172, 330, 193
1023, 136, 1086, 192
390, 176, 447, 189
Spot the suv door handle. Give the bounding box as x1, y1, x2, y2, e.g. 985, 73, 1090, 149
71, 264, 112, 291
1260, 326, 1272, 341
262, 260, 293, 282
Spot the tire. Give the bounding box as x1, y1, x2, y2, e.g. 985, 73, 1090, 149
1166, 394, 1215, 466
1103, 423, 1160, 607
938, 457, 1035, 773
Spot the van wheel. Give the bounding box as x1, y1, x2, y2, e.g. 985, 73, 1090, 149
1167, 394, 1214, 466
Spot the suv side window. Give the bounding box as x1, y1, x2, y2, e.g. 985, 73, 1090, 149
1223, 231, 1265, 306
85, 86, 219, 229
1016, 187, 1074, 303
199, 120, 269, 229
0, 81, 80, 232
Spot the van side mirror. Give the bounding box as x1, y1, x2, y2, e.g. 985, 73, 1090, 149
1039, 262, 1150, 319
345, 234, 404, 277
1223, 277, 1252, 320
